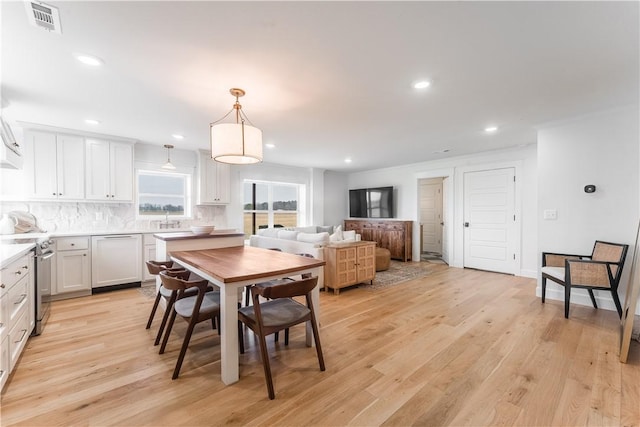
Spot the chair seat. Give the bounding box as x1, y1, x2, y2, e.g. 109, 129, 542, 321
174, 291, 220, 317
541, 266, 564, 282
239, 298, 309, 328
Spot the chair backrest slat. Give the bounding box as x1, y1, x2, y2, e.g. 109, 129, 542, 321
254, 276, 318, 300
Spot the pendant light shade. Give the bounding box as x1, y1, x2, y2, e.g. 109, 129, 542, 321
162, 144, 176, 170
210, 88, 263, 165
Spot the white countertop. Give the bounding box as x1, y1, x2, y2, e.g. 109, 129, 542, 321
0, 229, 192, 240
0, 243, 35, 267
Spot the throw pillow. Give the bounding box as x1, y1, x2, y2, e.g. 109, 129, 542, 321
343, 230, 356, 241
330, 225, 344, 242
317, 225, 334, 234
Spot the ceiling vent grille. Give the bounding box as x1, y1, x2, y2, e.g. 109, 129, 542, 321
25, 1, 62, 34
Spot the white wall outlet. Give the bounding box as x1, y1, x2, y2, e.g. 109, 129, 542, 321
95, 212, 103, 221
543, 209, 557, 220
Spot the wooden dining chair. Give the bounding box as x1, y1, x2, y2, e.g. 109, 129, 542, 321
145, 260, 191, 345
158, 270, 221, 379
238, 276, 325, 399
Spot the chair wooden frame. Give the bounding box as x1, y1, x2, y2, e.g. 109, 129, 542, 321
541, 240, 629, 318
145, 261, 191, 345
238, 276, 325, 399
158, 271, 221, 379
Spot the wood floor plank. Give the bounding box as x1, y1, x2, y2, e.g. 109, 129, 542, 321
1, 263, 638, 426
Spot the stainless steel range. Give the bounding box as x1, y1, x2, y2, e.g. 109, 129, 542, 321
33, 238, 53, 335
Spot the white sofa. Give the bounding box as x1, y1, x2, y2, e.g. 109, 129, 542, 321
248, 226, 362, 290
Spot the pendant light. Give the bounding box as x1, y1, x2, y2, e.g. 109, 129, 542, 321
162, 144, 176, 170
210, 88, 263, 164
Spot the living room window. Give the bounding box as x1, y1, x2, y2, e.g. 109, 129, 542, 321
243, 180, 302, 236
137, 170, 192, 219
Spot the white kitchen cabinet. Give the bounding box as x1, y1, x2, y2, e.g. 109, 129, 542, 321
142, 234, 156, 282
55, 237, 91, 295
85, 139, 134, 202
0, 336, 8, 391
91, 235, 141, 289
197, 150, 230, 204
26, 131, 85, 200
0, 250, 33, 389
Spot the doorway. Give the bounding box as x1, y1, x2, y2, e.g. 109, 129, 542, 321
419, 177, 447, 264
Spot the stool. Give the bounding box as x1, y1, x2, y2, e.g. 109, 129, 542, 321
375, 247, 391, 271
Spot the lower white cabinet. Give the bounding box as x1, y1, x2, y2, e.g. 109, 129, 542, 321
0, 336, 9, 391
55, 237, 91, 295
92, 235, 142, 289
142, 234, 156, 282
0, 250, 34, 391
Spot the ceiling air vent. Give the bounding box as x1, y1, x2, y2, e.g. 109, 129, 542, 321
25, 1, 62, 34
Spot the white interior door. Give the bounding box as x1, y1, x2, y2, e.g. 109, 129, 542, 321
463, 168, 516, 274
419, 178, 443, 254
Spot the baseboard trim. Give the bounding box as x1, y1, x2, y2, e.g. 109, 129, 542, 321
519, 269, 537, 279
535, 285, 619, 312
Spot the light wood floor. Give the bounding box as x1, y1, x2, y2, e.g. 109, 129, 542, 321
1, 264, 639, 426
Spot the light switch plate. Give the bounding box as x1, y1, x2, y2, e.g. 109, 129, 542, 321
543, 209, 557, 220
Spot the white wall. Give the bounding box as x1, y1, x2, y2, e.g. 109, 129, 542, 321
347, 144, 538, 275
537, 107, 640, 313
323, 170, 348, 228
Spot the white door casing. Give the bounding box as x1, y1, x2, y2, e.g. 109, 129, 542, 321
463, 167, 516, 274
419, 178, 443, 254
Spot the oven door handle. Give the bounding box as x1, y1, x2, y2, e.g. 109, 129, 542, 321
39, 252, 55, 261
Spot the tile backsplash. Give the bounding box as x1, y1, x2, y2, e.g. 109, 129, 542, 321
0, 201, 226, 233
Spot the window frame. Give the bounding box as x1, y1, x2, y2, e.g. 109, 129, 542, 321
136, 169, 193, 220
243, 179, 304, 235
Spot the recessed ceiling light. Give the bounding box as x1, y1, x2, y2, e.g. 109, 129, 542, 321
75, 54, 103, 67
345, 158, 352, 163
414, 81, 431, 89
485, 126, 498, 133
172, 134, 184, 140
265, 143, 275, 149
85, 119, 100, 125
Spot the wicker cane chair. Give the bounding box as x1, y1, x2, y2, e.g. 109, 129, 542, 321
541, 240, 629, 318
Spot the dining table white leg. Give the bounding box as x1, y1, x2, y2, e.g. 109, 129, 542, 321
306, 267, 322, 347
220, 284, 240, 384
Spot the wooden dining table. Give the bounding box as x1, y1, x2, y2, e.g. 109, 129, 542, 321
170, 245, 326, 385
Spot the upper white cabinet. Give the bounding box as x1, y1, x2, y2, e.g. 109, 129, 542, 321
25, 131, 85, 200
197, 150, 230, 204
85, 139, 133, 201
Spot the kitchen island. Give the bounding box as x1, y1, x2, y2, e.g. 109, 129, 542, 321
153, 230, 245, 262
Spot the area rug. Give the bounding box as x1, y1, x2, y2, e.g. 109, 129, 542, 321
360, 260, 433, 291
138, 286, 157, 299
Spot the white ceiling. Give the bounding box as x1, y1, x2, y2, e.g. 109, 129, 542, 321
2, 1, 638, 172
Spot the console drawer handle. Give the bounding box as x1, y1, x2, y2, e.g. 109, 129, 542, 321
14, 294, 27, 305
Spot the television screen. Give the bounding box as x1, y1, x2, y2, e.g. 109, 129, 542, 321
349, 187, 394, 218
349, 189, 367, 218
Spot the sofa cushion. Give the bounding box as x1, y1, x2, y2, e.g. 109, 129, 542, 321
297, 232, 330, 245
277, 229, 299, 240
257, 228, 280, 238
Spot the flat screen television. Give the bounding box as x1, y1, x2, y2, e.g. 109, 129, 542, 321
349, 186, 394, 218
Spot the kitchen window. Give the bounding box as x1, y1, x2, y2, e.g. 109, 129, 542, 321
243, 180, 303, 236
137, 170, 192, 218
